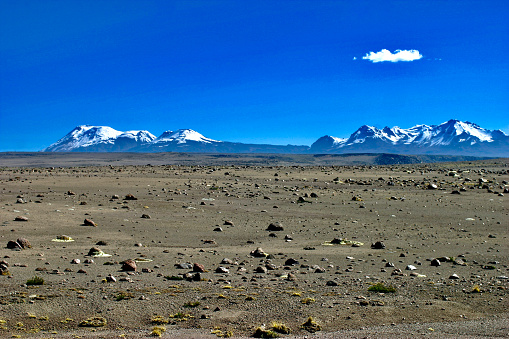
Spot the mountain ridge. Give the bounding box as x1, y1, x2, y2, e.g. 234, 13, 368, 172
43, 120, 509, 156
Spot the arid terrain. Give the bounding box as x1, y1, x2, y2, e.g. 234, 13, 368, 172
0, 154, 507, 338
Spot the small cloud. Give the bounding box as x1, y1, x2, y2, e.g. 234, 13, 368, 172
353, 57, 357, 60
362, 49, 423, 63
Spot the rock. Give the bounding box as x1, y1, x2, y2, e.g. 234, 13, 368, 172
83, 219, 97, 227
16, 238, 31, 249
121, 259, 137, 271
105, 275, 116, 282
449, 273, 460, 279
193, 263, 206, 272
215, 266, 229, 274
314, 266, 326, 273
250, 247, 268, 257
284, 235, 293, 241
220, 258, 233, 265
223, 220, 234, 226
77, 269, 87, 274
213, 227, 223, 232
254, 266, 267, 273
16, 198, 25, 204
175, 263, 192, 270
406, 265, 417, 271
285, 258, 299, 266
430, 259, 441, 266
67, 191, 76, 195
266, 222, 284, 231
451, 190, 461, 194
87, 247, 103, 256
453, 258, 467, 266
7, 241, 22, 250
385, 262, 395, 267
286, 273, 297, 281
111, 194, 120, 199
14, 216, 28, 221
71, 259, 81, 264
326, 280, 338, 286
124, 194, 137, 200
371, 241, 386, 249
141, 214, 151, 219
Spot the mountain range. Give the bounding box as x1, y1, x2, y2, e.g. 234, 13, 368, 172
43, 120, 509, 157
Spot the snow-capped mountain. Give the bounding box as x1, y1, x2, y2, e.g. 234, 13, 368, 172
43, 120, 508, 156
43, 125, 156, 152
310, 120, 509, 156
153, 129, 217, 145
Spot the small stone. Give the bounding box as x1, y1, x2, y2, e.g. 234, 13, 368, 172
16, 238, 31, 249
266, 222, 284, 231
254, 266, 267, 273
220, 258, 233, 265
430, 259, 441, 266
193, 263, 206, 272
326, 280, 338, 286
141, 214, 151, 219
121, 259, 137, 271
71, 259, 81, 264
83, 219, 97, 227
105, 275, 116, 282
215, 266, 229, 274
371, 241, 386, 249
213, 227, 223, 232
14, 216, 28, 222
124, 194, 137, 200
449, 273, 460, 279
284, 258, 299, 266
7, 241, 22, 250
223, 220, 234, 226
406, 265, 417, 271
250, 247, 268, 258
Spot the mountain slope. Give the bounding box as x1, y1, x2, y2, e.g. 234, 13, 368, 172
43, 120, 508, 156
310, 120, 509, 156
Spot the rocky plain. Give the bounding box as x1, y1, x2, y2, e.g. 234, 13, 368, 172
0, 153, 507, 338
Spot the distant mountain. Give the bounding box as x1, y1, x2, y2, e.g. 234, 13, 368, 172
310, 120, 509, 157
43, 126, 156, 152
43, 120, 509, 156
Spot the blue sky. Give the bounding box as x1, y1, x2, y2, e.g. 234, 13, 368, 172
1, 0, 508, 151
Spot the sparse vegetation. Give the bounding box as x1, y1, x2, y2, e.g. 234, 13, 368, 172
26, 276, 44, 285
271, 322, 291, 334
78, 316, 107, 327
151, 315, 168, 325
151, 325, 166, 337
368, 282, 396, 293
301, 297, 315, 304
301, 317, 321, 333
184, 301, 200, 307
253, 327, 280, 338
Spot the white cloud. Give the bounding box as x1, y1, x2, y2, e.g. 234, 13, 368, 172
362, 49, 423, 63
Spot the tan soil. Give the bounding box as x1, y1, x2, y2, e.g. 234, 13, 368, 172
0, 157, 507, 338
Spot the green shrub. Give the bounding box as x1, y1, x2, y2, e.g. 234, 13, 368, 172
368, 282, 396, 293
26, 276, 44, 285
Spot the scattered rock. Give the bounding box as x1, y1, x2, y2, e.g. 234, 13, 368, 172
83, 219, 97, 227
121, 259, 137, 271
250, 247, 268, 257
266, 222, 284, 231
430, 259, 441, 266
16, 238, 31, 249
14, 216, 28, 221
141, 214, 151, 219
124, 194, 137, 200
371, 241, 386, 249
193, 263, 206, 272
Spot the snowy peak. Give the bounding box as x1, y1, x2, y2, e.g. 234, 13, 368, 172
154, 129, 217, 144
44, 125, 123, 152
311, 119, 508, 156
118, 130, 156, 143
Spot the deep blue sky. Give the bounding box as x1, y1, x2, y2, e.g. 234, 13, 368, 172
1, 0, 508, 151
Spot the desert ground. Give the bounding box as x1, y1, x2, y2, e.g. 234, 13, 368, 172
0, 154, 507, 338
